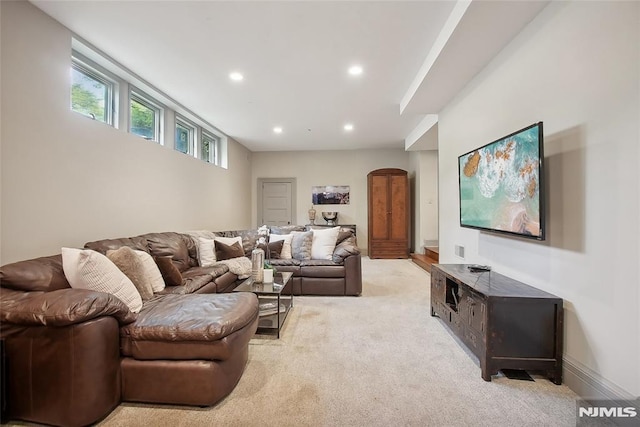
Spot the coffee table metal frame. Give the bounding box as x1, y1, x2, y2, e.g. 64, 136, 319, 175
233, 271, 293, 338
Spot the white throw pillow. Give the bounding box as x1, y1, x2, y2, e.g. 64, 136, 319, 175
62, 247, 143, 313
269, 233, 293, 259
311, 226, 340, 260
197, 237, 216, 266
133, 250, 165, 293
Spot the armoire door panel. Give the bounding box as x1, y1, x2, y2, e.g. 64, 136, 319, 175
371, 175, 389, 240
390, 175, 407, 240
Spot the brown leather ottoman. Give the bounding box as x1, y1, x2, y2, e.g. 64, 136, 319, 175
119, 292, 259, 406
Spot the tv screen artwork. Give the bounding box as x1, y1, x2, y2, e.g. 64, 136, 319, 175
458, 122, 545, 240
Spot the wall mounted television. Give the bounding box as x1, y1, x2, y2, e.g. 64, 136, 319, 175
458, 122, 545, 240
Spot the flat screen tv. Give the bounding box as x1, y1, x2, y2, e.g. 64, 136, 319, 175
458, 122, 545, 240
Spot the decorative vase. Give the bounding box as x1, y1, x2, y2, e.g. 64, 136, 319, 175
251, 248, 265, 283
308, 205, 317, 225
322, 211, 338, 226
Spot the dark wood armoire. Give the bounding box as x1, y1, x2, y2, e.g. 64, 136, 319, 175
367, 168, 409, 258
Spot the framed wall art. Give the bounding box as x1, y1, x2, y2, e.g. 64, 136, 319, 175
312, 185, 350, 205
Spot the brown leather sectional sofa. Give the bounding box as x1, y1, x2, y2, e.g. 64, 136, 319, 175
214, 225, 362, 296
0, 227, 362, 426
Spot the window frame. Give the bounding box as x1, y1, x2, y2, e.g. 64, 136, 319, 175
70, 58, 117, 126
200, 130, 220, 164
175, 115, 196, 155
129, 88, 164, 143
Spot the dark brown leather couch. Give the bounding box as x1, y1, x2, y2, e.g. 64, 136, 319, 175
215, 226, 362, 296
84, 228, 363, 296
0, 251, 259, 427
0, 227, 361, 426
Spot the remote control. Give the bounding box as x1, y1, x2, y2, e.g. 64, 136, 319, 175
468, 264, 491, 272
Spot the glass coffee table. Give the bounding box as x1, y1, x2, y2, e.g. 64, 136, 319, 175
233, 271, 293, 338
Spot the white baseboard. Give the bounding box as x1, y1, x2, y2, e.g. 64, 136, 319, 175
563, 355, 637, 401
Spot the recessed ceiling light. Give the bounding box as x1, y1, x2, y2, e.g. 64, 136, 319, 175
273, 126, 283, 134
344, 123, 354, 131
229, 72, 243, 81
348, 65, 363, 76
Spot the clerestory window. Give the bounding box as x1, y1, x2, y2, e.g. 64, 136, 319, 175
201, 131, 220, 164
175, 116, 195, 155
70, 59, 115, 125
130, 89, 163, 143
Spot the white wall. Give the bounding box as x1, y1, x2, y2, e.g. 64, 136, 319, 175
251, 149, 410, 252
0, 1, 252, 264
409, 150, 439, 252
438, 1, 639, 397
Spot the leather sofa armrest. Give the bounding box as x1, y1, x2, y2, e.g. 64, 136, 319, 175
332, 236, 361, 264
343, 254, 362, 296
1, 288, 136, 327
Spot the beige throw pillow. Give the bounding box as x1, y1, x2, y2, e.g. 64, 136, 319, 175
311, 226, 340, 260
62, 247, 143, 313
197, 237, 216, 266
133, 250, 165, 293
107, 246, 154, 300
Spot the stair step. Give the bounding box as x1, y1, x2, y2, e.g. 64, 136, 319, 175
410, 252, 438, 273
425, 247, 439, 262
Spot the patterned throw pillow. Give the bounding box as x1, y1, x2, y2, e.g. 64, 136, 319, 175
290, 231, 313, 260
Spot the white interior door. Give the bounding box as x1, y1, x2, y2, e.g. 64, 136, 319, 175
261, 181, 293, 225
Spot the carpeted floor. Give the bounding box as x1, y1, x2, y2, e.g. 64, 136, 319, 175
97, 258, 578, 426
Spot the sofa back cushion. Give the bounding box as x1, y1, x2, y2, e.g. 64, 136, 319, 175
0, 254, 70, 292
140, 232, 198, 272
84, 236, 150, 255
270, 225, 305, 235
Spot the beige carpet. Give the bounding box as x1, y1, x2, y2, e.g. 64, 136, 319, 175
97, 258, 578, 426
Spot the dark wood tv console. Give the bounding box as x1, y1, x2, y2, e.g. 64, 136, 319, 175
430, 264, 563, 384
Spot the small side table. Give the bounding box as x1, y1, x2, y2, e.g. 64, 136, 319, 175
233, 272, 293, 338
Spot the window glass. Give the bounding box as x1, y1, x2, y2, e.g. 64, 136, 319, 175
201, 133, 216, 163
71, 65, 110, 123
175, 121, 192, 154
130, 93, 160, 141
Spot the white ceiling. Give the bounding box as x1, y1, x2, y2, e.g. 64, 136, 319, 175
30, 0, 548, 152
